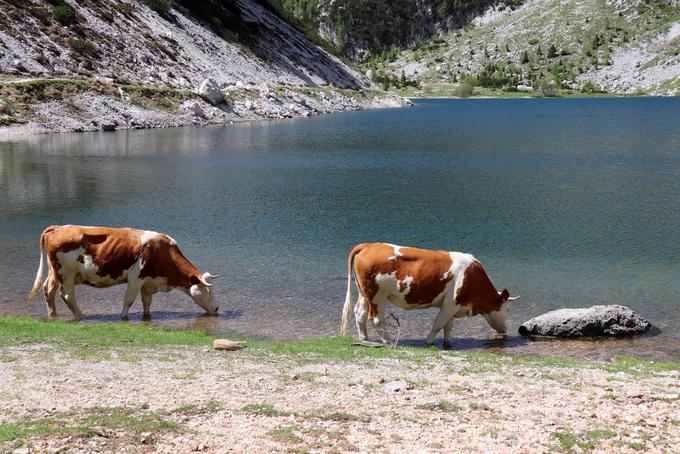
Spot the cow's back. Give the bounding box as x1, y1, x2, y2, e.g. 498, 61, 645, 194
44, 226, 143, 282
353, 243, 456, 306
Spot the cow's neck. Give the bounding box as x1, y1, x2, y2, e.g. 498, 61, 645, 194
456, 261, 503, 315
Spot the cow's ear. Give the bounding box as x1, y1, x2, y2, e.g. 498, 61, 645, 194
190, 275, 200, 286
500, 288, 510, 302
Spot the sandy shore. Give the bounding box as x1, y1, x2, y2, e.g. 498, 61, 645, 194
2, 337, 679, 453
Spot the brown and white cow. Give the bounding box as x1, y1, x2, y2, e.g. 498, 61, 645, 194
28, 225, 219, 320
340, 243, 519, 347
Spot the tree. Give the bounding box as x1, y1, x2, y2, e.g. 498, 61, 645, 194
520, 50, 529, 64
547, 44, 558, 58
400, 70, 406, 87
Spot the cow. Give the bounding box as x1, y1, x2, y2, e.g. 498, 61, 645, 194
27, 225, 219, 320
340, 243, 519, 347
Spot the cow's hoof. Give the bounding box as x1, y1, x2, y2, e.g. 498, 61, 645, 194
120, 314, 130, 321
72, 315, 84, 322
443, 342, 453, 350
142, 313, 152, 321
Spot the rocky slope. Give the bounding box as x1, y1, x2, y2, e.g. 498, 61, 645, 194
384, 0, 680, 95
0, 0, 407, 135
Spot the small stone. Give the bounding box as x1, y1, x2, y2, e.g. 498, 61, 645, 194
384, 379, 409, 392
212, 339, 246, 351
13, 448, 32, 454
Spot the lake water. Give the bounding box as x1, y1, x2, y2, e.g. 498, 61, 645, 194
1, 98, 679, 361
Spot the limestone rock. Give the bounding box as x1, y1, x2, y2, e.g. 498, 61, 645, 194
518, 305, 651, 337
197, 78, 225, 105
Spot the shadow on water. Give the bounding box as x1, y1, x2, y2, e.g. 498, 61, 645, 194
399, 335, 530, 351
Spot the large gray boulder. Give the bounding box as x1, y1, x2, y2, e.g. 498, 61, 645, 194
518, 305, 651, 337
197, 78, 225, 105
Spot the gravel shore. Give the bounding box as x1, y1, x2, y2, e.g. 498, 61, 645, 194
2, 340, 679, 453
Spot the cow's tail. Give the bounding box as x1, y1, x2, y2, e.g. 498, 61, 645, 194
340, 244, 363, 336
28, 230, 47, 302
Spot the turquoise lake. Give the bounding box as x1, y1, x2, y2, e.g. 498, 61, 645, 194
1, 98, 679, 360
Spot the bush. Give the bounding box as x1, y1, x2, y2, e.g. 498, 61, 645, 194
538, 76, 559, 97
53, 4, 76, 25
67, 38, 100, 58
455, 80, 475, 98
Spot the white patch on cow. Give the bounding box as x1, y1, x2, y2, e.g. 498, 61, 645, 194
140, 230, 161, 246
384, 243, 403, 261
400, 275, 414, 295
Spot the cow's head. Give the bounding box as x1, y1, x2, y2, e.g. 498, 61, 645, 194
482, 288, 520, 335
189, 272, 219, 314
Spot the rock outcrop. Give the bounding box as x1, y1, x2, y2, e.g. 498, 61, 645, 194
518, 305, 652, 337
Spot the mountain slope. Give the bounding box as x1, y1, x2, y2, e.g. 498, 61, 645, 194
385, 0, 680, 96
0, 0, 406, 134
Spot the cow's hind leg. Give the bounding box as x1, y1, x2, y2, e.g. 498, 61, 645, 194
425, 304, 456, 347
141, 289, 153, 319
354, 296, 369, 341
370, 295, 391, 345
42, 276, 59, 319
60, 277, 84, 321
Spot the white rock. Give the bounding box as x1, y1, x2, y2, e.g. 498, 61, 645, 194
384, 380, 409, 392
197, 78, 225, 105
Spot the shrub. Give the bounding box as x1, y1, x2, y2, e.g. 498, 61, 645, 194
456, 80, 474, 98
538, 76, 559, 97
519, 50, 529, 64
53, 4, 76, 25
67, 39, 100, 58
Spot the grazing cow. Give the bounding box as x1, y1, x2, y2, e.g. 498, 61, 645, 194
340, 243, 519, 347
28, 225, 219, 320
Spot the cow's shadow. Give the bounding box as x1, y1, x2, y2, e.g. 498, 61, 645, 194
85, 309, 242, 324
398, 335, 530, 351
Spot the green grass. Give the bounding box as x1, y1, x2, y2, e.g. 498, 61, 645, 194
0, 406, 176, 446
0, 420, 92, 443
239, 403, 296, 417
0, 315, 215, 348
268, 425, 302, 443
417, 399, 462, 412
552, 429, 618, 451
0, 316, 678, 374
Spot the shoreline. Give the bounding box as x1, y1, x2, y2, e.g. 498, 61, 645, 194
0, 78, 410, 137
1, 316, 679, 452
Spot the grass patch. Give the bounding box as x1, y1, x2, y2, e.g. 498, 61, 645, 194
0, 316, 215, 349
0, 406, 176, 446
0, 316, 678, 374
268, 425, 302, 443
417, 399, 462, 412
319, 412, 370, 422
239, 403, 296, 417
552, 429, 617, 451
0, 419, 92, 443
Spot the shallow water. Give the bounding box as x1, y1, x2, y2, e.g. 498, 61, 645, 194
1, 98, 679, 361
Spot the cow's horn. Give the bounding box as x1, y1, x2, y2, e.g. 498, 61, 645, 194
205, 273, 220, 279
507, 295, 521, 302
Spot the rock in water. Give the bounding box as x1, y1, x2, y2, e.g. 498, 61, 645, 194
213, 339, 246, 351
518, 305, 651, 337
197, 78, 225, 105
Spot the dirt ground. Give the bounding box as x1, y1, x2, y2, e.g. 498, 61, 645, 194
1, 343, 679, 453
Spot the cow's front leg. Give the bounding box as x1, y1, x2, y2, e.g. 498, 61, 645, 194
60, 276, 84, 321
354, 296, 369, 341
121, 281, 142, 320
443, 318, 455, 349
141, 289, 153, 319
425, 304, 456, 347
